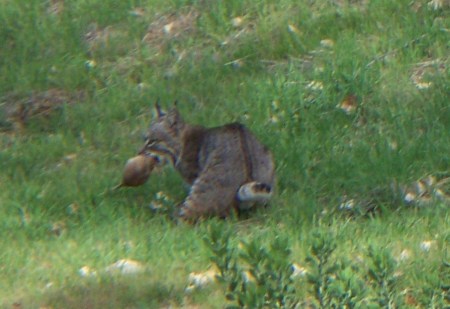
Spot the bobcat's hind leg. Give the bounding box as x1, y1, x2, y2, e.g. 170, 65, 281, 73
237, 181, 272, 204
175, 177, 237, 222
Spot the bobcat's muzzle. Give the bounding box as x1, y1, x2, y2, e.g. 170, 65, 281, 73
138, 141, 175, 167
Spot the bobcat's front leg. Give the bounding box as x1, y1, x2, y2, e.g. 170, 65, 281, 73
176, 176, 238, 222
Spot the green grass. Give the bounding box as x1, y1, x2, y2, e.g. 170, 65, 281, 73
1, 0, 449, 308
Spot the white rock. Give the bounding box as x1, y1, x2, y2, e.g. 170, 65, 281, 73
85, 60, 96, 68
242, 270, 256, 283
288, 24, 300, 34
404, 192, 416, 203
339, 199, 355, 210
291, 263, 308, 278
231, 17, 243, 28
105, 259, 145, 275
320, 39, 335, 48
419, 241, 434, 252
163, 22, 174, 35
79, 266, 97, 277
186, 269, 217, 292
306, 81, 324, 91
413, 80, 432, 90
428, 0, 447, 10
398, 249, 411, 262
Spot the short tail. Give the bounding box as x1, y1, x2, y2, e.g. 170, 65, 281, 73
237, 181, 273, 203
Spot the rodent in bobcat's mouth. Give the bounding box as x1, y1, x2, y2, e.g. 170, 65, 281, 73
135, 100, 275, 221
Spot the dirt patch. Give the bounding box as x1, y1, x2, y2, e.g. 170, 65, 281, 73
47, 0, 64, 16
0, 89, 86, 131
84, 23, 131, 55
142, 8, 199, 50
410, 57, 448, 90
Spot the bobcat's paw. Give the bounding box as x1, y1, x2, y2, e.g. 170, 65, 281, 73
174, 202, 199, 224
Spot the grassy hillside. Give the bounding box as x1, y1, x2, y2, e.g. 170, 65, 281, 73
0, 0, 449, 308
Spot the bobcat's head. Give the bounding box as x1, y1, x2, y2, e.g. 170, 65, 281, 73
139, 103, 185, 166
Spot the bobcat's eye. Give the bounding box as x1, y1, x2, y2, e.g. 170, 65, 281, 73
139, 138, 158, 156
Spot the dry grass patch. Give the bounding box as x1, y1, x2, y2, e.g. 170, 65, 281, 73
142, 8, 200, 51
0, 89, 86, 131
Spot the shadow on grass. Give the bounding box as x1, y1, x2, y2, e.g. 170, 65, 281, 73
32, 276, 184, 309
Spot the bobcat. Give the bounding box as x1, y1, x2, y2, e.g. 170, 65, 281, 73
138, 103, 275, 221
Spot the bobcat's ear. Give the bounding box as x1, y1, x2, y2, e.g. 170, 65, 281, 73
154, 99, 164, 118
167, 106, 182, 128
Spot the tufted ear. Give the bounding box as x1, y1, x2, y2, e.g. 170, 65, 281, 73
166, 105, 182, 128
154, 98, 164, 118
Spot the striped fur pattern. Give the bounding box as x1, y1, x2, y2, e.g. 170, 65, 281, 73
139, 103, 275, 221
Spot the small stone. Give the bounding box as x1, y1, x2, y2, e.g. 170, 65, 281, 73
231, 16, 244, 28
415, 180, 427, 195
388, 140, 398, 151
85, 60, 96, 68
398, 249, 411, 262
137, 82, 147, 90
306, 81, 324, 91
288, 24, 300, 34
291, 263, 308, 278
129, 7, 145, 17
413, 80, 432, 90
105, 259, 145, 275
428, 0, 447, 10
339, 199, 355, 210
242, 270, 256, 283
79, 266, 97, 277
404, 192, 416, 204
186, 269, 217, 292
419, 241, 434, 252
64, 153, 77, 162
269, 115, 279, 124
320, 39, 335, 48
163, 22, 174, 35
